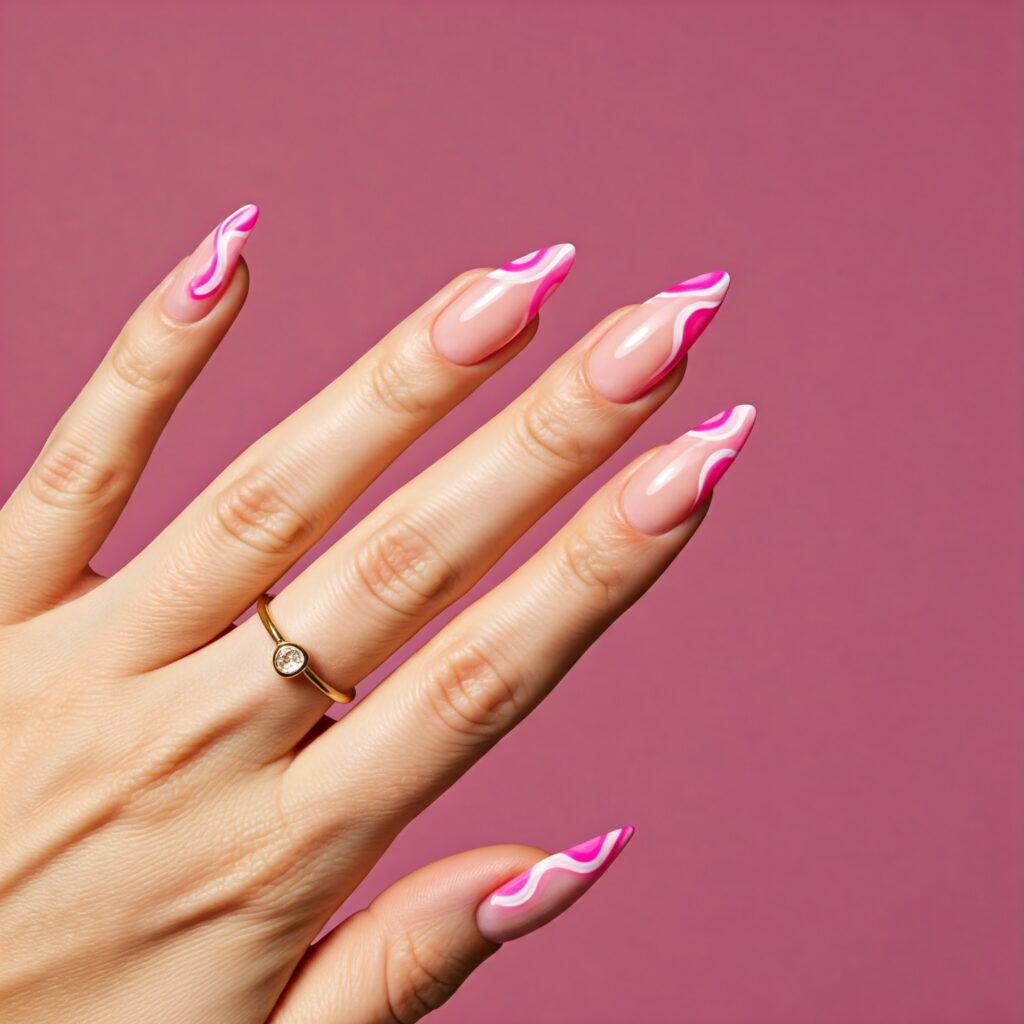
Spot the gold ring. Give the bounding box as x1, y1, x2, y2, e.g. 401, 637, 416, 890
256, 593, 356, 704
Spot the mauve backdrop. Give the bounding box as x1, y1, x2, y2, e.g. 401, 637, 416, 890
2, 1, 1022, 1020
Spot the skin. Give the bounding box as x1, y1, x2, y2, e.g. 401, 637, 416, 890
0, 226, 735, 1023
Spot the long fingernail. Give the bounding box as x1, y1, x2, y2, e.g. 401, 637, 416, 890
476, 826, 634, 944
433, 244, 576, 366
622, 405, 756, 535
162, 203, 259, 324
587, 271, 730, 403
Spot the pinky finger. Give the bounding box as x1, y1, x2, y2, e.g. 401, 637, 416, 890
0, 204, 256, 619
269, 828, 634, 1024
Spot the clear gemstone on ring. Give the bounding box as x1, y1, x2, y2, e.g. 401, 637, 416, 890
273, 642, 307, 677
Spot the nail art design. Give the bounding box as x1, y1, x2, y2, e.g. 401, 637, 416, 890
432, 244, 575, 366
188, 204, 259, 299
622, 404, 756, 536
476, 826, 634, 944
685, 405, 756, 508
486, 246, 577, 322
162, 203, 259, 324
587, 270, 730, 403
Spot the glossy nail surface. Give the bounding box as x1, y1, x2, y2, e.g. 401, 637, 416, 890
476, 826, 634, 944
162, 203, 259, 324
622, 405, 756, 535
587, 271, 730, 403
433, 244, 575, 365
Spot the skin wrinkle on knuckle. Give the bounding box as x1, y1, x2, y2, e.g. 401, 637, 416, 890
509, 389, 592, 475
423, 636, 522, 740
212, 468, 319, 558
381, 918, 462, 1024
361, 341, 438, 421
107, 325, 178, 401
350, 518, 462, 620
29, 435, 127, 513
555, 519, 632, 607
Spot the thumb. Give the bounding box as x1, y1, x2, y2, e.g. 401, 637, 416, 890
268, 826, 634, 1024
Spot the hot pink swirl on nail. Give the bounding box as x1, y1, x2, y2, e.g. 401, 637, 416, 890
188, 203, 259, 299
685, 404, 757, 507
637, 270, 730, 380
489, 826, 634, 908
660, 269, 728, 294
688, 407, 733, 433
487, 243, 576, 321
685, 403, 755, 443
623, 405, 756, 535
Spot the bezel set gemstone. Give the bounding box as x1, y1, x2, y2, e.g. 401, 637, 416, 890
273, 642, 308, 677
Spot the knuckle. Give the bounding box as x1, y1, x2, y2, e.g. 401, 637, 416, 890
109, 330, 175, 400
555, 526, 629, 607
510, 391, 591, 473
363, 352, 432, 420
212, 469, 317, 558
30, 436, 126, 512
383, 923, 466, 1024
352, 519, 460, 620
423, 638, 521, 740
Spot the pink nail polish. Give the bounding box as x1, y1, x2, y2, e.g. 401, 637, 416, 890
433, 244, 576, 366
162, 203, 259, 324
587, 271, 730, 403
622, 405, 756, 536
476, 826, 634, 944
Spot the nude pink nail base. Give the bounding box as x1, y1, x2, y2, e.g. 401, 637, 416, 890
432, 244, 576, 366
622, 404, 756, 536
587, 270, 730, 403
162, 203, 259, 324
476, 826, 634, 944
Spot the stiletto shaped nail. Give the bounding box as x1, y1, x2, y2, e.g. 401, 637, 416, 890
622, 405, 756, 535
587, 271, 730, 403
162, 203, 259, 324
433, 244, 576, 365
476, 826, 634, 944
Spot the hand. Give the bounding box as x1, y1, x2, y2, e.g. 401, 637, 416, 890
0, 204, 755, 1023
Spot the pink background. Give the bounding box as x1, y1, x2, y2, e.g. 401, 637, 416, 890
2, 1, 1022, 1020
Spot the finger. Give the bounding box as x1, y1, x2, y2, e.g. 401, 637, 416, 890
288, 406, 756, 825
0, 203, 258, 621
268, 828, 633, 1024
93, 245, 575, 669
210, 270, 730, 749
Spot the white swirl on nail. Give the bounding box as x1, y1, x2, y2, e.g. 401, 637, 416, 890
694, 447, 738, 504
642, 273, 730, 377
489, 828, 626, 908
487, 244, 576, 283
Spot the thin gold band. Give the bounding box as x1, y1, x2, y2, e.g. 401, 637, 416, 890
256, 593, 356, 704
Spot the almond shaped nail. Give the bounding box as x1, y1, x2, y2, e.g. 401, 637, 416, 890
162, 203, 259, 324
622, 405, 756, 535
587, 270, 730, 403
433, 244, 576, 366
476, 826, 635, 944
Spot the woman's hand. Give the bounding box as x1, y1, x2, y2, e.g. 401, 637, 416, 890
0, 204, 754, 1023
